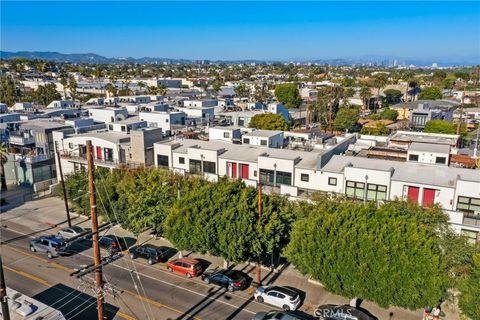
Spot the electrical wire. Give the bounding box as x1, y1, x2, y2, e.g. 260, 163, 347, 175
94, 170, 155, 320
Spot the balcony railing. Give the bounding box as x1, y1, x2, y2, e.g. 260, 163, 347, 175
14, 153, 50, 164
60, 153, 146, 169
463, 212, 480, 227
9, 135, 35, 145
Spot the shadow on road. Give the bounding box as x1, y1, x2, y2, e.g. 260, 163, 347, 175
32, 283, 121, 320
176, 264, 256, 320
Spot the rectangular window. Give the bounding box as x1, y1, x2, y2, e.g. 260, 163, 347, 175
121, 126, 126, 132
345, 181, 365, 199
223, 132, 230, 138
157, 155, 169, 167
104, 148, 113, 162
108, 124, 113, 130
409, 154, 419, 161
260, 140, 267, 146
301, 173, 309, 182
189, 159, 216, 174
69, 143, 74, 149
435, 157, 446, 164
367, 183, 387, 201
259, 169, 292, 186
461, 229, 479, 246
243, 138, 250, 144
328, 177, 337, 186
457, 196, 480, 213
179, 157, 185, 164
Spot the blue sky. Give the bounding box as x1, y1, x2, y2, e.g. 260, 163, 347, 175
1, 1, 479, 62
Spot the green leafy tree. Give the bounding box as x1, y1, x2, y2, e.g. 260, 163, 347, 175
0, 76, 20, 106
249, 113, 289, 131
34, 83, 61, 106
458, 253, 480, 320
383, 89, 403, 104
333, 107, 359, 132
359, 86, 373, 111
379, 107, 399, 121
234, 83, 250, 98
418, 86, 443, 100
284, 199, 450, 310
212, 79, 223, 96
68, 76, 78, 101
360, 123, 389, 136
424, 120, 456, 134
274, 83, 301, 108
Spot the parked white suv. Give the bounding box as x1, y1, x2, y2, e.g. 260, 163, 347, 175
254, 286, 301, 311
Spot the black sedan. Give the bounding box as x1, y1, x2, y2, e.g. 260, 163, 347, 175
313, 304, 377, 320
201, 269, 247, 292
128, 244, 170, 265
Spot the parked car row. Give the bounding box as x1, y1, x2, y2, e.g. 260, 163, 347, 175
29, 233, 376, 320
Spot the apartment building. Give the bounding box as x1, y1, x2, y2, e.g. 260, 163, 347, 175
139, 111, 187, 135
154, 135, 355, 193
53, 126, 163, 177
88, 107, 129, 123
153, 136, 480, 241
242, 130, 285, 148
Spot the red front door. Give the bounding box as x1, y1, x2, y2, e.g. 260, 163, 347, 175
422, 188, 436, 207
241, 164, 249, 179
231, 162, 237, 179
407, 186, 419, 204
96, 146, 102, 159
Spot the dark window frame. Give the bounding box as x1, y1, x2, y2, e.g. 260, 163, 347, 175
409, 154, 419, 161
300, 173, 309, 182
328, 177, 337, 186
457, 196, 480, 213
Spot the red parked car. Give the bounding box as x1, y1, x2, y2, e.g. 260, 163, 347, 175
166, 257, 202, 278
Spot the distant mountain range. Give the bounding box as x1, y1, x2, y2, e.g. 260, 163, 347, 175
0, 51, 478, 67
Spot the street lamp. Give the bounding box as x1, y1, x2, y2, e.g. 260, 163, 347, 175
364, 175, 369, 203
273, 163, 277, 188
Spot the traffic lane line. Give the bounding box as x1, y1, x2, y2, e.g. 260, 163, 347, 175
3, 264, 136, 320
122, 289, 203, 320
2, 237, 208, 319
2, 225, 266, 310
3, 244, 74, 272
2, 225, 265, 315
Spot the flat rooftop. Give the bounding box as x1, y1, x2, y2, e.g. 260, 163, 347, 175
66, 131, 131, 144
389, 131, 459, 146
243, 129, 283, 138
156, 139, 325, 169
322, 155, 479, 187
409, 142, 450, 154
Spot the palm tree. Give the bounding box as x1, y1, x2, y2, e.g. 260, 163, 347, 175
59, 69, 69, 99
105, 83, 117, 98
157, 85, 167, 96
372, 74, 388, 113
138, 81, 146, 93
68, 76, 78, 102
0, 142, 9, 191
359, 86, 373, 111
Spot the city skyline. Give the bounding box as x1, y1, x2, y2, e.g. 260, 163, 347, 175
1, 1, 479, 63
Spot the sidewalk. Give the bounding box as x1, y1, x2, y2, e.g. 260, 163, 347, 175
1, 196, 459, 320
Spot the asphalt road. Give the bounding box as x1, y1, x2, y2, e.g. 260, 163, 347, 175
0, 225, 277, 320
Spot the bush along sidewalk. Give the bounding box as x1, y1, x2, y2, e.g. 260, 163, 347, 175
60, 167, 480, 315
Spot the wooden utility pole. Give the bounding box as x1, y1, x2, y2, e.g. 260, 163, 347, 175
86, 140, 104, 320
56, 151, 72, 227
0, 255, 11, 320
457, 87, 466, 136
256, 183, 262, 285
